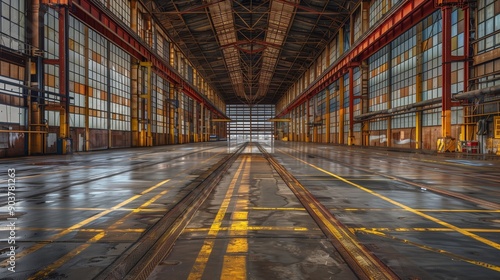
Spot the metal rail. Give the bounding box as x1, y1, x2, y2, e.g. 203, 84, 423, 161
256, 142, 400, 280
95, 142, 248, 280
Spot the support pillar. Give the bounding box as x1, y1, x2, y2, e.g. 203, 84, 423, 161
29, 0, 45, 155
441, 6, 453, 139
461, 4, 471, 142
140, 61, 153, 146
131, 61, 139, 146
338, 77, 345, 144
348, 67, 355, 145
360, 61, 370, 146
415, 21, 423, 149
325, 87, 331, 143
58, 4, 70, 154
130, 0, 138, 33
168, 84, 175, 144
306, 99, 310, 142
84, 26, 90, 151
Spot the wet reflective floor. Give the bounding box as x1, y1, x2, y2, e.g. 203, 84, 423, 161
1, 141, 500, 279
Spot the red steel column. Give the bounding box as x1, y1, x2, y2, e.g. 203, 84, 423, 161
441, 6, 452, 138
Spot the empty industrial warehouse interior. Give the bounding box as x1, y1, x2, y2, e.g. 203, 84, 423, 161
1, 0, 500, 279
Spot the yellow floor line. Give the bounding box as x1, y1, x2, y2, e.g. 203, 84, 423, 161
289, 153, 500, 251
28, 232, 106, 280
29, 180, 171, 277
354, 227, 500, 233
358, 228, 500, 272
183, 226, 313, 232
222, 165, 251, 280
188, 156, 248, 280
3, 179, 170, 268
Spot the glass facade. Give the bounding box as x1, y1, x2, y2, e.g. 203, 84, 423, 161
227, 104, 275, 144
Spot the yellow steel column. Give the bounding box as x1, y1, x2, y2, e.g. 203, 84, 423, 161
29, 0, 44, 155
169, 84, 175, 144
131, 0, 139, 147
58, 5, 70, 154
338, 77, 345, 144
338, 27, 345, 145
131, 61, 139, 147
178, 91, 183, 144
348, 67, 354, 146
140, 62, 153, 146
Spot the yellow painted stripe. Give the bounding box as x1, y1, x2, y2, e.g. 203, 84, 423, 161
232, 211, 248, 220
246, 207, 306, 211
357, 228, 500, 272
188, 157, 248, 280
29, 180, 171, 276
353, 227, 500, 233
28, 232, 106, 279
21, 207, 166, 212
109, 189, 170, 230
223, 158, 250, 280
226, 238, 248, 253
6, 179, 170, 266
221, 255, 246, 280
290, 154, 500, 250
183, 226, 313, 232
342, 208, 500, 213
14, 228, 145, 233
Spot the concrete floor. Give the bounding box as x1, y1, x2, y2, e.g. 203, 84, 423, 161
1, 141, 499, 279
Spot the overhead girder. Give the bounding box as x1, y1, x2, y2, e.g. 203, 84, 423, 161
277, 0, 437, 117
151, 0, 357, 104
71, 0, 227, 118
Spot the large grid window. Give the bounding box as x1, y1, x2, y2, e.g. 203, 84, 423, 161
158, 34, 171, 63
88, 29, 108, 130
44, 9, 60, 126
451, 8, 465, 95
152, 74, 168, 134
421, 11, 442, 125
69, 16, 86, 128
369, 0, 390, 28
227, 104, 275, 142
422, 11, 442, 101
0, 63, 25, 127
109, 43, 130, 131
391, 26, 417, 108
329, 37, 338, 65
343, 20, 350, 51
0, 0, 25, 50
368, 45, 389, 113
477, 0, 500, 54
329, 81, 339, 140
353, 9, 362, 42
352, 67, 362, 132
99, 0, 131, 26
